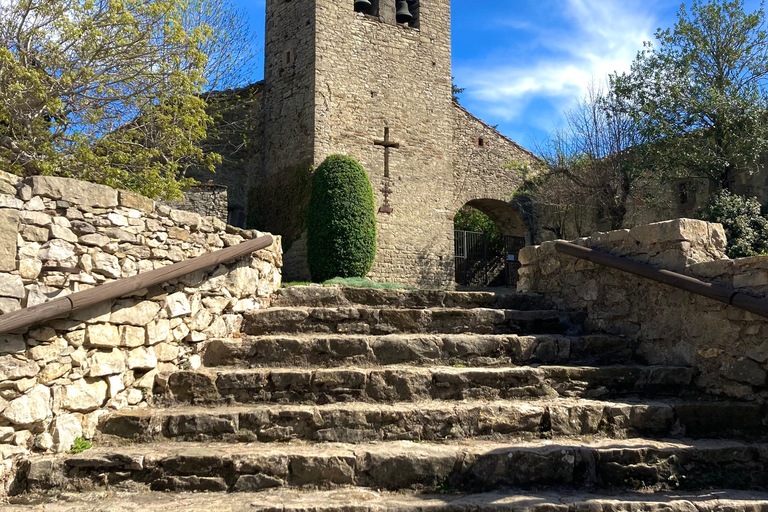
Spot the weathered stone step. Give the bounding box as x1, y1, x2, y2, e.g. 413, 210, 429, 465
24, 438, 768, 494
8, 488, 768, 512
203, 333, 634, 368
243, 307, 584, 336
98, 399, 768, 444
164, 365, 695, 405
274, 286, 556, 311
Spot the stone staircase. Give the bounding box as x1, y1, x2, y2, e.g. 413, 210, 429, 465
8, 287, 768, 511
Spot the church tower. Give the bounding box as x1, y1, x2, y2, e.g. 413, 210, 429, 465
255, 0, 455, 286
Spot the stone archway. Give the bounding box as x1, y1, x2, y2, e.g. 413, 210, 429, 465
453, 199, 530, 287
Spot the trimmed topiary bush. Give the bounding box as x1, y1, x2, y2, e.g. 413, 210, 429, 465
698, 190, 768, 258
307, 154, 377, 282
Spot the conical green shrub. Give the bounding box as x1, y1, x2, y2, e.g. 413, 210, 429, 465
307, 154, 377, 282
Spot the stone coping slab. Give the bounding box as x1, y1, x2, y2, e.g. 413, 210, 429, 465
6, 488, 768, 511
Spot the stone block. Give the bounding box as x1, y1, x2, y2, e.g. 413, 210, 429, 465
51, 414, 83, 453
127, 347, 157, 370
169, 209, 201, 229
0, 297, 20, 314
55, 378, 108, 412
0, 209, 19, 271
38, 239, 76, 263
0, 355, 38, 380
85, 324, 121, 348
2, 385, 51, 425
166, 292, 191, 318
0, 274, 24, 299
19, 210, 51, 226
38, 362, 72, 384
0, 194, 22, 209
24, 196, 45, 211
88, 349, 126, 377
78, 233, 111, 248
92, 251, 121, 278
118, 191, 154, 213
110, 300, 161, 326
154, 343, 180, 362
147, 319, 171, 345
0, 335, 24, 355
49, 225, 78, 243
73, 301, 113, 324
29, 176, 117, 208
18, 258, 42, 279
21, 225, 49, 242
28, 338, 67, 362
119, 325, 146, 347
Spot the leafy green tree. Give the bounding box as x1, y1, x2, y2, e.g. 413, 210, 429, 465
610, 0, 768, 191
307, 155, 377, 282
454, 206, 503, 254
0, 0, 255, 199
452, 77, 465, 103
699, 190, 768, 257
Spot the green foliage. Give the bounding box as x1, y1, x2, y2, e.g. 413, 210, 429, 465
698, 190, 768, 258
0, 0, 254, 200
321, 277, 407, 290
307, 155, 377, 282
451, 77, 465, 102
69, 437, 93, 454
610, 0, 768, 190
248, 164, 313, 251
453, 206, 503, 254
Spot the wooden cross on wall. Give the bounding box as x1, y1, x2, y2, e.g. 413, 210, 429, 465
374, 127, 400, 214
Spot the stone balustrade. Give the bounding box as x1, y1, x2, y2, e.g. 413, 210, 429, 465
518, 218, 768, 399
0, 170, 281, 469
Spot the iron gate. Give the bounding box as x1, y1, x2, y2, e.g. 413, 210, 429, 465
454, 230, 487, 286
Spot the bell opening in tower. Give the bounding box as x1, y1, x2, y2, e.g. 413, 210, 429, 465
354, 0, 380, 17
396, 0, 419, 29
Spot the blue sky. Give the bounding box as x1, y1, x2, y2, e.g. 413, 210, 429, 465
232, 0, 763, 150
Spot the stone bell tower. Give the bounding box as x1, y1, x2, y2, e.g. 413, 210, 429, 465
256, 0, 455, 287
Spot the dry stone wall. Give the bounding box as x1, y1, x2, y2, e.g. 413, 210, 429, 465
518, 218, 768, 399
0, 171, 281, 485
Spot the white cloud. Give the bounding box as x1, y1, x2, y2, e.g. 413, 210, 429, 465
455, 0, 662, 136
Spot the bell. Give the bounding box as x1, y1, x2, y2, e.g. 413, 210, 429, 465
396, 0, 413, 23
354, 0, 372, 12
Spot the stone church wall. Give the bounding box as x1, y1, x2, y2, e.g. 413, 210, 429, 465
311, 0, 455, 288
0, 171, 281, 473
519, 218, 768, 399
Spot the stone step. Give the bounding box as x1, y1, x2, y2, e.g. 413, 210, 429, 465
164, 365, 696, 405
8, 488, 768, 512
24, 438, 768, 494
98, 399, 768, 444
203, 333, 634, 368
243, 307, 584, 336
273, 286, 556, 311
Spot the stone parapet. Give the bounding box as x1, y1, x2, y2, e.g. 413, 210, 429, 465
0, 171, 282, 468
518, 218, 768, 399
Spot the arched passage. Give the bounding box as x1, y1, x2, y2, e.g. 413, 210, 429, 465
454, 199, 530, 287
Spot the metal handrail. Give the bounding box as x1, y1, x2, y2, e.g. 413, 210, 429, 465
0, 234, 275, 334
554, 241, 768, 319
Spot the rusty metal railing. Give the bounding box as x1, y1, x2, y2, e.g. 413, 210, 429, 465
0, 235, 274, 334
554, 241, 768, 319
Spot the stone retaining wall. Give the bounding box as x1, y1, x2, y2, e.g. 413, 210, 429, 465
0, 171, 281, 491
518, 218, 768, 399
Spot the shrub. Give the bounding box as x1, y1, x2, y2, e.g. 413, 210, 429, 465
307, 155, 376, 282
698, 190, 768, 258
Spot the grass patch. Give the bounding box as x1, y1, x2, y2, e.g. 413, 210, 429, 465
322, 277, 408, 290
69, 437, 93, 454
282, 277, 409, 290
